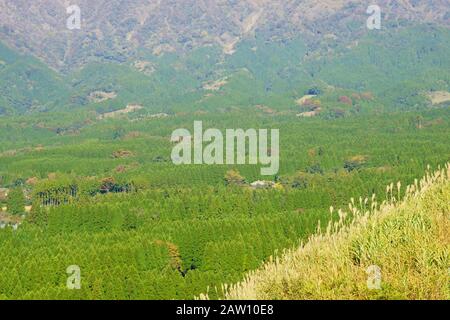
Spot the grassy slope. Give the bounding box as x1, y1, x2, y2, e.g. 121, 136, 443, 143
218, 164, 450, 300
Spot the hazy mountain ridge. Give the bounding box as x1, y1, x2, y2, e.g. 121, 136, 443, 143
0, 1, 448, 115
0, 0, 448, 70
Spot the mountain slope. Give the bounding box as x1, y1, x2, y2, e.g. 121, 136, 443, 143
0, 1, 448, 115
215, 164, 450, 300
0, 42, 70, 114
1, 23, 449, 115
0, 0, 448, 70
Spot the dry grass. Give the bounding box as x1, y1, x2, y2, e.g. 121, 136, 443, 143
203, 78, 229, 91
428, 91, 450, 105
200, 164, 450, 300
133, 60, 156, 75
296, 95, 317, 106
97, 104, 143, 120
88, 91, 117, 103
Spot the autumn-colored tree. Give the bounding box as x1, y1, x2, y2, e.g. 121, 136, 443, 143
224, 169, 245, 186
361, 91, 375, 101
339, 96, 353, 106
301, 99, 321, 111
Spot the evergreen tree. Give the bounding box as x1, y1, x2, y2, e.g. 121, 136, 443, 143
7, 187, 25, 215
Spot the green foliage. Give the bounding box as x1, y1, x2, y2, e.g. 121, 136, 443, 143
6, 187, 25, 215
1, 24, 448, 116
0, 186, 328, 299
0, 23, 448, 300
224, 170, 450, 300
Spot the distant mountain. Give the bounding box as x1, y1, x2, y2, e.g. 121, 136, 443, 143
0, 0, 448, 71
0, 1, 448, 115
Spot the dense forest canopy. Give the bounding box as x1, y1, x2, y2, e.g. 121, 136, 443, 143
0, 0, 448, 300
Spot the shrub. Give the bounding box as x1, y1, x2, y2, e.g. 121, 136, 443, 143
224, 169, 246, 186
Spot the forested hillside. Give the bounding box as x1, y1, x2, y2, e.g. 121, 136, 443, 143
0, 18, 449, 116
0, 0, 448, 301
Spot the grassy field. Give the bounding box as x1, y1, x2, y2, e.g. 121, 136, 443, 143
219, 164, 450, 300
